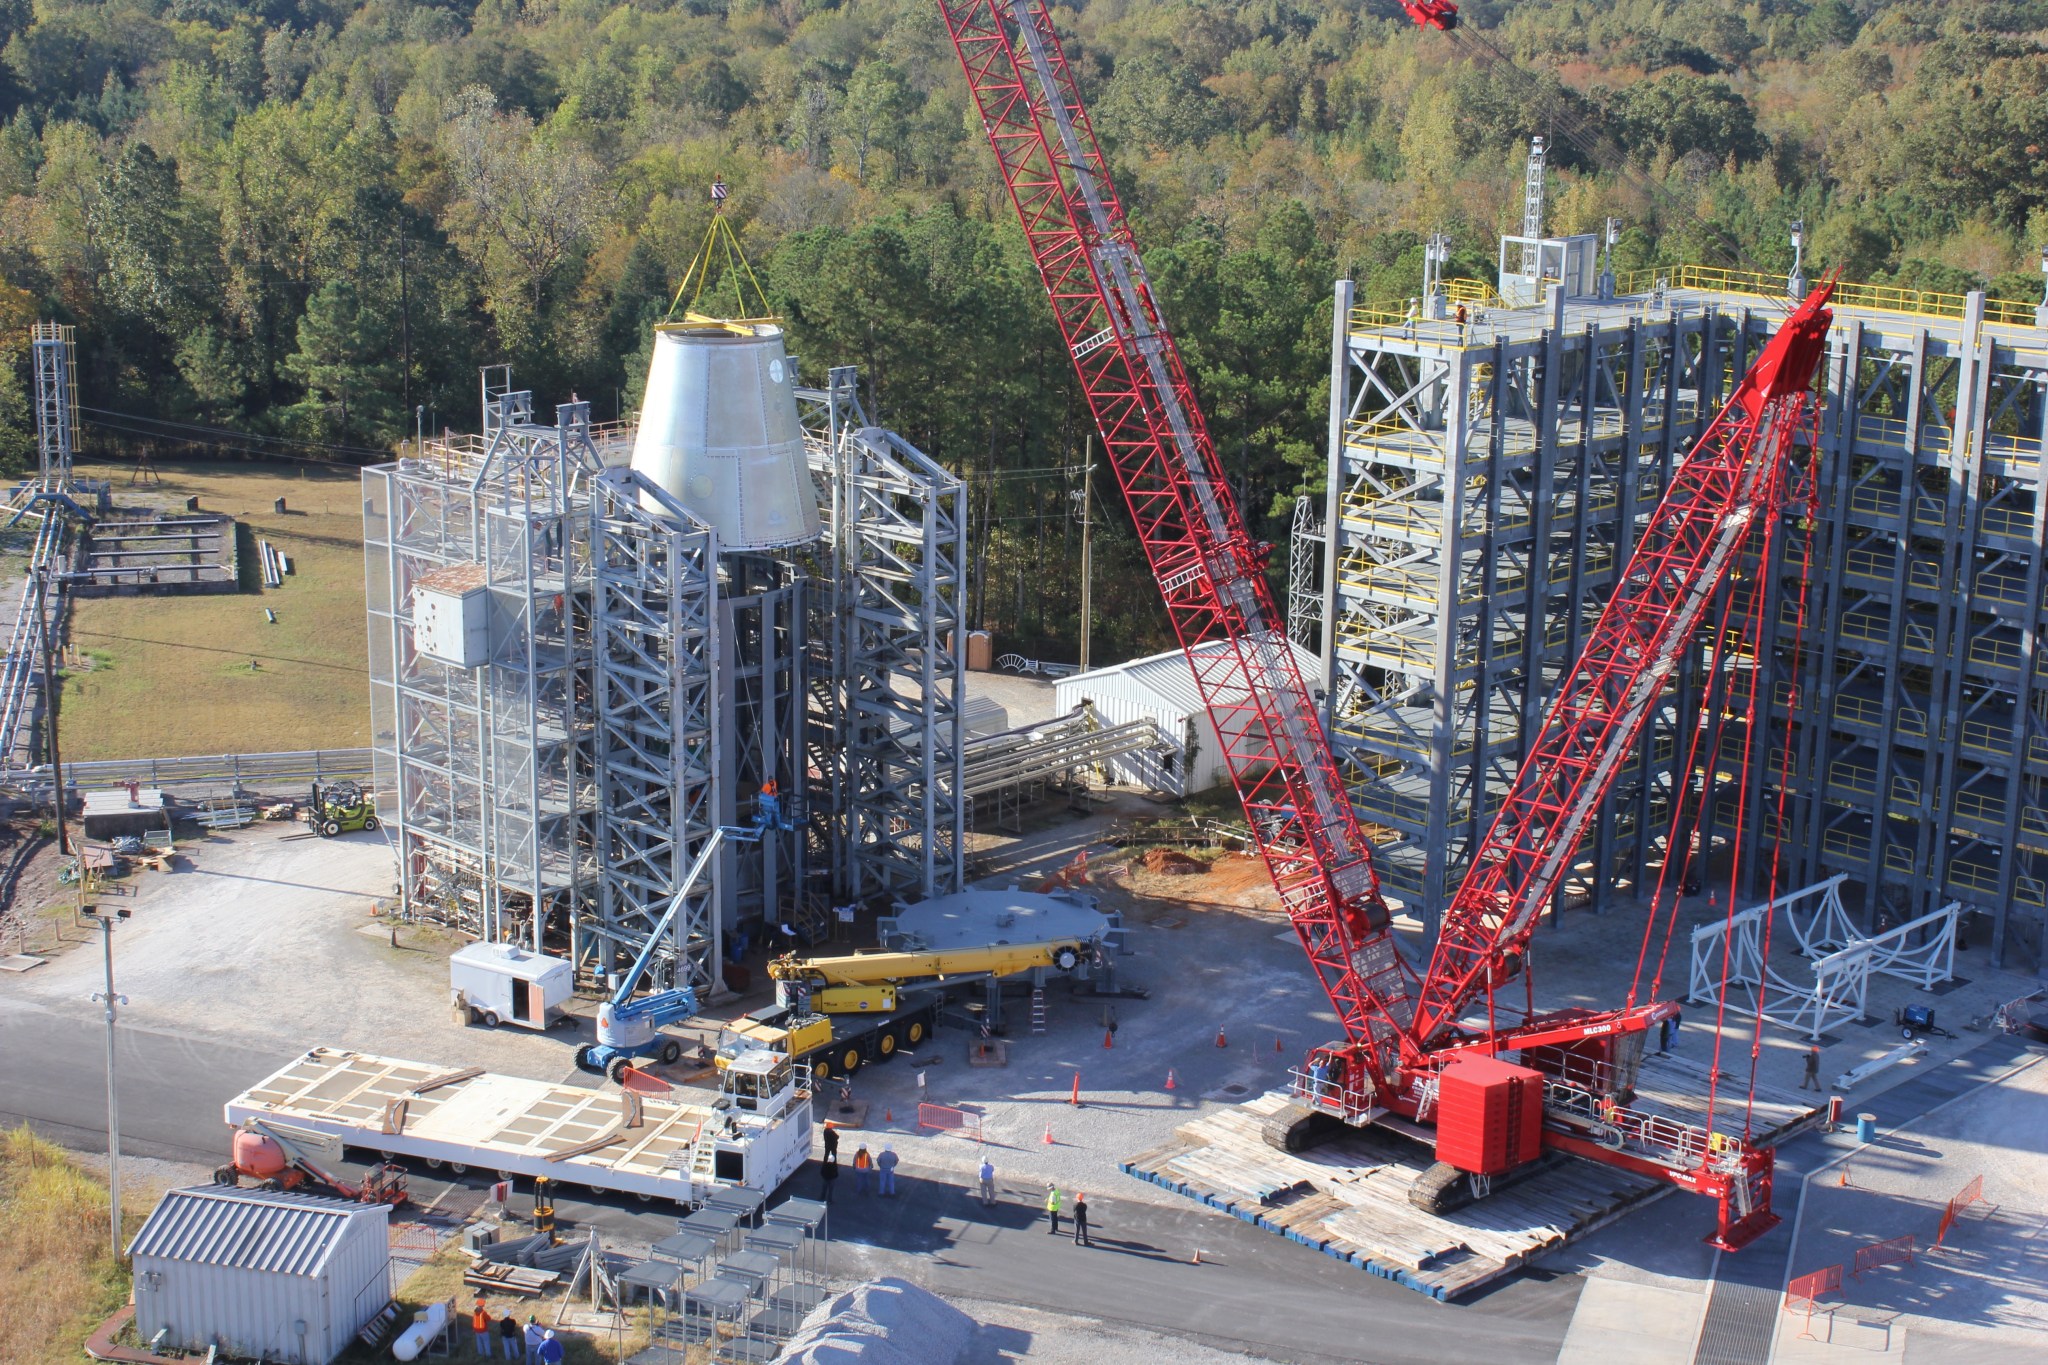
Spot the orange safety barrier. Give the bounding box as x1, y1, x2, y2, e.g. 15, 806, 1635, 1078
1785, 1263, 1842, 1309
1785, 1263, 1843, 1340
1934, 1174, 1991, 1249
1853, 1233, 1915, 1280
917, 1103, 982, 1142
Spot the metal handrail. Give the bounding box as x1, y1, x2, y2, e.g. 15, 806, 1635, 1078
3, 747, 375, 795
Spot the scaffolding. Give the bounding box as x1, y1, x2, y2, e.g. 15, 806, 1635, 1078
588, 468, 720, 994
364, 383, 598, 947
1305, 257, 2048, 971
367, 361, 967, 981
836, 405, 968, 904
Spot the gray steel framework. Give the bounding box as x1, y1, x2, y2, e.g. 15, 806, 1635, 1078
1769, 295, 2048, 970
1307, 268, 2048, 973
588, 467, 721, 994
1314, 281, 1732, 933
368, 360, 966, 984
1286, 494, 1324, 649
30, 322, 76, 489
800, 368, 968, 905
365, 386, 599, 947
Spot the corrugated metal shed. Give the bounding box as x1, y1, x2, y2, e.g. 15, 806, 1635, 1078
1052, 639, 1322, 795
130, 1186, 391, 1365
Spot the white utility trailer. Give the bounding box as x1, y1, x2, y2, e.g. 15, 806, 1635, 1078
224, 1047, 812, 1204
449, 942, 575, 1030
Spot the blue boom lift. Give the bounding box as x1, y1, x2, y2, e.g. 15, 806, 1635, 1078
574, 795, 794, 1082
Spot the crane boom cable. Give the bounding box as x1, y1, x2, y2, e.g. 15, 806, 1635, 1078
1626, 490, 1751, 1012
1702, 423, 1795, 1142
1746, 453, 1819, 1137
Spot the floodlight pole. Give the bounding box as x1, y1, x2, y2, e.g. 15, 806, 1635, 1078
88, 908, 129, 1260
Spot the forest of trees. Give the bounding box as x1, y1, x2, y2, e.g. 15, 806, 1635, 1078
1, 0, 2045, 656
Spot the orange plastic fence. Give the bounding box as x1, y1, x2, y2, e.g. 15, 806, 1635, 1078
917, 1103, 983, 1141
1785, 1263, 1843, 1310
1853, 1233, 1915, 1280
1785, 1263, 1843, 1340
1934, 1174, 1988, 1248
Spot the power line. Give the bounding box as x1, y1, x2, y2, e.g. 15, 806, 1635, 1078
79, 407, 390, 462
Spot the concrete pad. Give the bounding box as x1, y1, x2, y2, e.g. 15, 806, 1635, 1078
1770, 1304, 1906, 1361
1558, 1275, 1708, 1365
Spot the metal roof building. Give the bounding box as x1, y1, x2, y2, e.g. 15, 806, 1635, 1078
1053, 639, 1323, 796
128, 1185, 391, 1365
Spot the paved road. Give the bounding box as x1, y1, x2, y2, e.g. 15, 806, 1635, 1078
0, 1000, 1581, 1364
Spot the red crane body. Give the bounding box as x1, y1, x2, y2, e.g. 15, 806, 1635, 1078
940, 0, 1831, 1251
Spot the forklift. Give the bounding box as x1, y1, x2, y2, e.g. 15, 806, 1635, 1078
308, 779, 378, 837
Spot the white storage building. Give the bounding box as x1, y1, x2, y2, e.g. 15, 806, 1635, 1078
128, 1186, 392, 1365
1052, 638, 1323, 796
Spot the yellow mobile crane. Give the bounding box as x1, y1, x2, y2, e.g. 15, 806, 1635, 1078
720, 936, 1092, 1081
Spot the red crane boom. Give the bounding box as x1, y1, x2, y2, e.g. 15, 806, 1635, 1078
936, 0, 1419, 1076
940, 0, 1833, 1251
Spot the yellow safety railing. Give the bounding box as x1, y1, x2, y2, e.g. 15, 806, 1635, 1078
1442, 278, 1506, 309
1614, 264, 2036, 327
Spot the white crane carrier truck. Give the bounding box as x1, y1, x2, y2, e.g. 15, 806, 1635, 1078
223, 1044, 811, 1204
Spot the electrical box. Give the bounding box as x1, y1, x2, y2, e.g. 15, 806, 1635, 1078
1435, 1054, 1545, 1176
411, 564, 491, 668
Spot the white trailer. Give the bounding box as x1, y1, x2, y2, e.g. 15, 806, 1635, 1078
449, 942, 574, 1030
224, 1047, 811, 1205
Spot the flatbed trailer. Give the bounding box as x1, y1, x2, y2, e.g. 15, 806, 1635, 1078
223, 1047, 812, 1206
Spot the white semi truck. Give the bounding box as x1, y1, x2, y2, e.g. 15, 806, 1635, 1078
223, 1045, 811, 1204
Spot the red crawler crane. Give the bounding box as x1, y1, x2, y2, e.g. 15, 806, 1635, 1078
939, 0, 1832, 1250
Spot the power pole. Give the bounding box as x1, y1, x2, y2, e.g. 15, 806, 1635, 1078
1078, 436, 1095, 674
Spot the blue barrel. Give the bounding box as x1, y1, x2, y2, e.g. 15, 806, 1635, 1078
1855, 1112, 1877, 1143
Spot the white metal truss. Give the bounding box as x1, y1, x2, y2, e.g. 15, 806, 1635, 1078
1688, 874, 1959, 1040
837, 416, 967, 903
1286, 494, 1324, 649
365, 386, 599, 947
30, 323, 76, 488
589, 467, 721, 996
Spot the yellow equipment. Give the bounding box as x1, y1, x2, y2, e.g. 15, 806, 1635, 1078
766, 939, 1087, 1014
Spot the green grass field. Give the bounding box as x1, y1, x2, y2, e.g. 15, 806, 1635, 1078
62, 460, 370, 760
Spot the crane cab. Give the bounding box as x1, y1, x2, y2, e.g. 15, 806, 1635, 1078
719, 1048, 799, 1119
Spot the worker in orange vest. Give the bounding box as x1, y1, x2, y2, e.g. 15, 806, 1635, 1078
471, 1301, 494, 1357
852, 1143, 874, 1194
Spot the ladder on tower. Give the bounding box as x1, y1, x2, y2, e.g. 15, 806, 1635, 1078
1029, 985, 1047, 1034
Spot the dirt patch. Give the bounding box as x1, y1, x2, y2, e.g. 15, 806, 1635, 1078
1136, 847, 1206, 875
0, 821, 96, 961
1104, 848, 1282, 917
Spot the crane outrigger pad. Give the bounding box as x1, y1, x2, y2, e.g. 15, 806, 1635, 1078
1121, 1052, 1822, 1300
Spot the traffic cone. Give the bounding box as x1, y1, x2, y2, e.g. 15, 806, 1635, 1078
884, 1108, 892, 1123
1216, 1027, 1227, 1048
1839, 1166, 1852, 1188
1103, 1027, 1114, 1050
1274, 1035, 1284, 1054
1165, 1068, 1177, 1091
1191, 1248, 1203, 1264
1043, 1124, 1055, 1145
1069, 1072, 1082, 1106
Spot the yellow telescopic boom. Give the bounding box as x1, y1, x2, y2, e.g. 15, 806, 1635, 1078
767, 939, 1087, 1013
